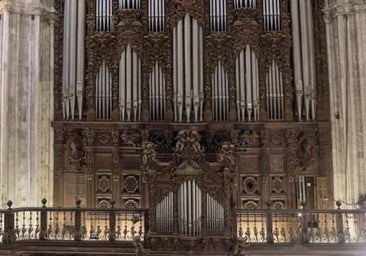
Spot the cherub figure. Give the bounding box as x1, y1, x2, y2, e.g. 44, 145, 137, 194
142, 142, 157, 165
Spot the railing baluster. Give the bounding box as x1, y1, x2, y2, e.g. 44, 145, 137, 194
336, 201, 345, 244
3, 201, 15, 244
266, 203, 274, 243
109, 200, 116, 242
39, 199, 47, 240
74, 198, 81, 241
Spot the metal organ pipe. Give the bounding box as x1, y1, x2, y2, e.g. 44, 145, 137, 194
234, 0, 256, 9
173, 15, 204, 122
119, 45, 142, 122
119, 0, 141, 10
149, 62, 166, 121
62, 0, 86, 120
177, 20, 183, 122
236, 46, 259, 121
155, 192, 174, 233
76, 0, 85, 120
148, 0, 165, 32
210, 0, 227, 32
212, 61, 229, 121
266, 61, 284, 120
306, 0, 316, 119
62, 0, 70, 119
299, 0, 311, 120
95, 61, 112, 119
192, 19, 199, 122
184, 14, 192, 122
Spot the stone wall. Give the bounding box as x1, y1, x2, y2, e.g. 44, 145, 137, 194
0, 0, 55, 207
324, 0, 366, 206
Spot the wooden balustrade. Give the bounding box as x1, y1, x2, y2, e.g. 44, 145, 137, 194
1, 200, 366, 245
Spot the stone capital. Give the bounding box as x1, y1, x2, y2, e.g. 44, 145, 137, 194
0, 1, 56, 17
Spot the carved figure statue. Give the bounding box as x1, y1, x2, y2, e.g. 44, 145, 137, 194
175, 130, 187, 153
133, 236, 149, 256
142, 142, 157, 165
231, 237, 249, 256
174, 130, 204, 155
188, 130, 203, 154
218, 141, 235, 168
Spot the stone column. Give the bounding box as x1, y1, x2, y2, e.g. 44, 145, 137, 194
0, 0, 55, 207
324, 0, 366, 207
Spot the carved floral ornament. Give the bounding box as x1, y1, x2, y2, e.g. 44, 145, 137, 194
141, 130, 238, 203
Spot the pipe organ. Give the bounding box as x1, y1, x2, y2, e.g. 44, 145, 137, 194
62, 0, 85, 120
263, 0, 281, 31
207, 193, 224, 233
236, 45, 260, 121
119, 45, 142, 122
148, 0, 165, 32
149, 62, 166, 121
95, 0, 113, 32
234, 0, 256, 9
54, 1, 332, 251
156, 192, 174, 233
173, 14, 204, 122
291, 0, 316, 121
178, 180, 202, 236
95, 61, 113, 119
119, 0, 140, 10
266, 60, 284, 120
210, 0, 227, 32
212, 61, 229, 121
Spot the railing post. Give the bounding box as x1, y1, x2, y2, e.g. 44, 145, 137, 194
336, 200, 345, 244
144, 210, 149, 238
301, 202, 310, 244
2, 200, 16, 244
39, 198, 48, 240
266, 202, 274, 243
74, 198, 82, 241
109, 200, 116, 242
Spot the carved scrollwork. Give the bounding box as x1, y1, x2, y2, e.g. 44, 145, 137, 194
66, 133, 86, 171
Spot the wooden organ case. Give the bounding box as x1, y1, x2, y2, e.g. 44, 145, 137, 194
52, 0, 333, 248
141, 131, 237, 251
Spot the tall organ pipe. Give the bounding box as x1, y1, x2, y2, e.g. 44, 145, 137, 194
236, 46, 259, 121
119, 45, 142, 121
173, 14, 204, 122
95, 61, 112, 119
76, 0, 85, 120
62, 0, 70, 119
266, 61, 284, 119
63, 0, 86, 120
212, 61, 229, 121
149, 62, 166, 121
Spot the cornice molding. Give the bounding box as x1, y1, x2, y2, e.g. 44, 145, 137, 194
0, 1, 55, 16
323, 2, 366, 24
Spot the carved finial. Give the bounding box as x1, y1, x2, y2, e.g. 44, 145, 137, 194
266, 201, 272, 208
110, 199, 116, 208
7, 200, 13, 209
336, 200, 342, 209
301, 201, 306, 209
75, 198, 82, 208
41, 198, 47, 208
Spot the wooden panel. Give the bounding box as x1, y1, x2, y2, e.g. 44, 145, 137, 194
316, 177, 328, 209
63, 173, 87, 207
269, 154, 285, 173
238, 155, 259, 173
